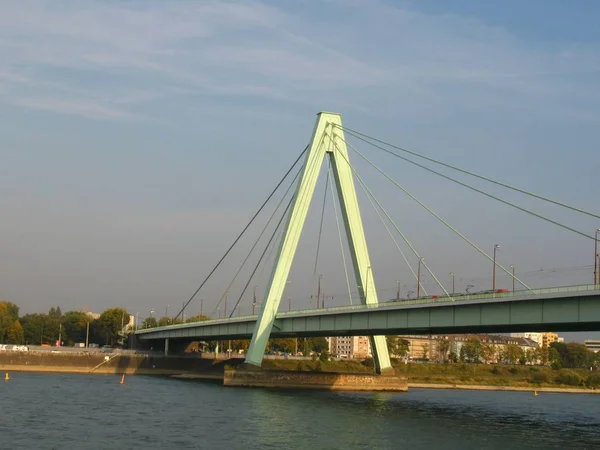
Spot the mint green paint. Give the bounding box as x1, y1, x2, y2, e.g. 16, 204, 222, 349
244, 112, 392, 373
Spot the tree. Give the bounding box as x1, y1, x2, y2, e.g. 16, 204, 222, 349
62, 311, 90, 345
435, 337, 451, 362
98, 308, 129, 346
480, 342, 497, 364
0, 301, 19, 322
525, 349, 536, 365
387, 336, 410, 358
6, 321, 24, 344
268, 338, 297, 353
0, 303, 13, 344
143, 317, 158, 328
422, 343, 430, 360
535, 346, 550, 365
186, 314, 210, 323
461, 338, 482, 363
503, 344, 524, 365
21, 313, 55, 345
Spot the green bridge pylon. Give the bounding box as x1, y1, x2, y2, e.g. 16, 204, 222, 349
244, 112, 393, 374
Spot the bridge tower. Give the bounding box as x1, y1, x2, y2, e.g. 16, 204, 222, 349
245, 112, 393, 374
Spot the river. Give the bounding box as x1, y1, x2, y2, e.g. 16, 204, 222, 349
0, 373, 598, 449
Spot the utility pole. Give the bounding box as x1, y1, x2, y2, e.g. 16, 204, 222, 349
288, 297, 291, 312
595, 229, 600, 285
58, 323, 62, 347
449, 272, 455, 295
510, 265, 515, 293
417, 258, 424, 300
85, 321, 90, 348
396, 280, 400, 301
225, 292, 228, 317
492, 244, 500, 292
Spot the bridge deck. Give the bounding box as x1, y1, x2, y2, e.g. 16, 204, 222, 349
135, 284, 600, 341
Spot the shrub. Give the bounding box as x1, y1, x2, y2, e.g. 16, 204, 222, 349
586, 373, 600, 388
509, 367, 519, 375
555, 370, 582, 386
490, 366, 501, 375
531, 372, 550, 384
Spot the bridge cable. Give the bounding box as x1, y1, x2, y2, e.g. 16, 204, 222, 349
326, 156, 355, 305
227, 130, 331, 317
311, 158, 331, 305
173, 145, 308, 322
334, 124, 600, 221
228, 191, 296, 318
211, 160, 305, 318
325, 133, 433, 298
340, 128, 594, 241
333, 132, 533, 292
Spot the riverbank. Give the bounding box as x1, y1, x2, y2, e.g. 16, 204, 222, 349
3, 352, 600, 394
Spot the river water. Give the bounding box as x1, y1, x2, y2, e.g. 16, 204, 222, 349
1, 373, 599, 450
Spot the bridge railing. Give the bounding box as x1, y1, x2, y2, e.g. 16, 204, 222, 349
135, 283, 600, 333
277, 283, 600, 318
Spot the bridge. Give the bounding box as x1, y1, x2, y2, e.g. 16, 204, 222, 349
134, 111, 600, 374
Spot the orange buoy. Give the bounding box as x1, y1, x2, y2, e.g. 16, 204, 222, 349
4, 372, 9, 381
120, 374, 125, 385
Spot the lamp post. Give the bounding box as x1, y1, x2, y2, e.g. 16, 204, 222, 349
224, 292, 228, 317
317, 274, 323, 309
449, 272, 455, 295
165, 304, 169, 324
396, 280, 400, 301
595, 229, 600, 285
510, 265, 515, 293
492, 244, 500, 292
288, 297, 292, 312
417, 257, 424, 300
200, 298, 204, 318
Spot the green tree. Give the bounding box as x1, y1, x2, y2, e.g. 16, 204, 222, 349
435, 337, 451, 362
20, 313, 54, 345
0, 301, 19, 321
387, 336, 410, 358
98, 308, 129, 346
143, 317, 158, 328
0, 303, 13, 344
186, 314, 210, 323
6, 320, 24, 344
62, 311, 90, 345
503, 344, 524, 365
480, 342, 497, 364
268, 338, 296, 353
461, 338, 482, 363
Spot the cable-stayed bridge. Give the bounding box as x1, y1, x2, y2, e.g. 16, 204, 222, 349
134, 112, 600, 374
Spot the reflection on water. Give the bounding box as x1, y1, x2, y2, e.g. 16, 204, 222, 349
0, 373, 599, 450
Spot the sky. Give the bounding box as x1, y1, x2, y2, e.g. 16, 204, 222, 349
0, 1, 599, 342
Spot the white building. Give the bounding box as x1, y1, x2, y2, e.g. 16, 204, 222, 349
328, 336, 372, 358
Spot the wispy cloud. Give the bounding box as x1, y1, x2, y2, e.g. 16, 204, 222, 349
0, 0, 598, 121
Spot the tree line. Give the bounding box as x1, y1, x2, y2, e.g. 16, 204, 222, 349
0, 301, 129, 347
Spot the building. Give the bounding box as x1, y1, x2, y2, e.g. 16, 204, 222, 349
328, 336, 372, 358
510, 332, 561, 347
585, 340, 600, 352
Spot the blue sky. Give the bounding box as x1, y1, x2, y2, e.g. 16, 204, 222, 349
0, 1, 599, 341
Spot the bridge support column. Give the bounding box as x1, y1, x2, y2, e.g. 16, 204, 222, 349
164, 338, 169, 356
244, 111, 392, 374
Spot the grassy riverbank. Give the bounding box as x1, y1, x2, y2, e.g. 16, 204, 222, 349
262, 359, 600, 391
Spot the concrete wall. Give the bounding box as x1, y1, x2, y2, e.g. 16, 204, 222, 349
224, 369, 407, 391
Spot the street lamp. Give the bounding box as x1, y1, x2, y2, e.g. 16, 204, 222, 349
288, 297, 292, 312
317, 274, 323, 308
200, 298, 205, 318
595, 229, 600, 286
510, 265, 515, 293
224, 292, 228, 318
492, 244, 500, 292
417, 257, 424, 300
449, 272, 455, 295
396, 280, 400, 301
165, 304, 170, 324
